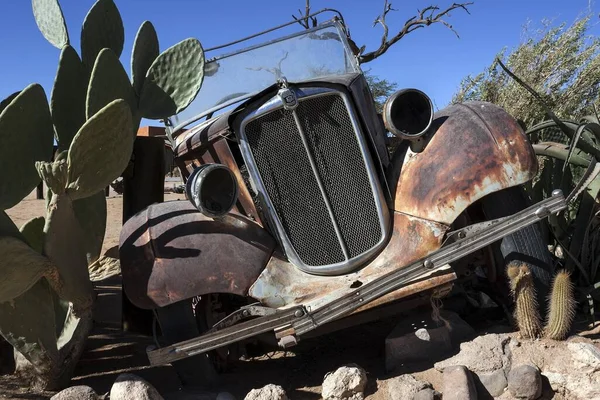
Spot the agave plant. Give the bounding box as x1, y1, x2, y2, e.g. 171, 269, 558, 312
0, 0, 206, 389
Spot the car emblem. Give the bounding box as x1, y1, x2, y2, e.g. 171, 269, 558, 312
278, 87, 298, 111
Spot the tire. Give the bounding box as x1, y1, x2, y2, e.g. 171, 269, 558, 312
480, 186, 555, 315
154, 300, 219, 388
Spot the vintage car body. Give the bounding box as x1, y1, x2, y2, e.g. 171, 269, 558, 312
119, 16, 545, 360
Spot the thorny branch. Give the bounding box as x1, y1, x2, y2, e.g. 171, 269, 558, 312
292, 0, 317, 29
358, 0, 473, 63
292, 1, 472, 64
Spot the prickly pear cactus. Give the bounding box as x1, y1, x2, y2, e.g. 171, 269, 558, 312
131, 21, 159, 96
32, 0, 69, 49
0, 0, 207, 389
86, 49, 137, 122
80, 0, 124, 70
67, 99, 133, 200
507, 263, 542, 339
139, 38, 206, 119
0, 85, 54, 210
51, 46, 86, 151
544, 270, 576, 340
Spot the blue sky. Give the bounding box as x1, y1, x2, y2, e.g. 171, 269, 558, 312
0, 0, 598, 121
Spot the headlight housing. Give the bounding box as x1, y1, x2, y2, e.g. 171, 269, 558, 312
186, 163, 239, 218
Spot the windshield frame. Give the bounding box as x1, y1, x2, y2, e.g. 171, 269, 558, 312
171, 19, 360, 136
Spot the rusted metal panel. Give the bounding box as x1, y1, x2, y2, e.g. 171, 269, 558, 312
391, 101, 538, 225
249, 211, 452, 310
119, 200, 275, 310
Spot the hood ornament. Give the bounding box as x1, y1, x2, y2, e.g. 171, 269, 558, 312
277, 77, 298, 111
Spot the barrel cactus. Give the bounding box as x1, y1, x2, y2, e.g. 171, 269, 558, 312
0, 0, 206, 389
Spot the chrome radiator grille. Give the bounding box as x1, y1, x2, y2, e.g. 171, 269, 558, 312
241, 89, 388, 274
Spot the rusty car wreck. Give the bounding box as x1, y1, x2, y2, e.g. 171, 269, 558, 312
119, 10, 568, 384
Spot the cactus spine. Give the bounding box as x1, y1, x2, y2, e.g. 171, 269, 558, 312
544, 270, 576, 340
507, 263, 542, 339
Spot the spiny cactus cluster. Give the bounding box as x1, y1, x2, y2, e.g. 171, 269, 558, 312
0, 0, 205, 390
508, 264, 576, 340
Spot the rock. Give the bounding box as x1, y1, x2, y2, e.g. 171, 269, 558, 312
413, 387, 439, 400
322, 365, 367, 400
507, 364, 542, 400
478, 369, 508, 397
567, 342, 600, 372
442, 365, 477, 400
51, 385, 98, 400
244, 384, 288, 400
110, 373, 164, 400
545, 371, 600, 399
384, 374, 431, 400
434, 334, 512, 375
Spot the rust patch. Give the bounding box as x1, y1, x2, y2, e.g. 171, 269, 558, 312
392, 101, 537, 224
119, 201, 275, 309
249, 211, 452, 310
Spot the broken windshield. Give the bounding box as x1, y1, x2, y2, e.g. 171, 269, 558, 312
175, 22, 360, 127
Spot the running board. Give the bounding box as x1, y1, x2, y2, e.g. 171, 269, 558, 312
148, 190, 566, 366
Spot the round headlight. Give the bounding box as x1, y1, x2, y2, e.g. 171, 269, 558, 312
185, 164, 239, 218
383, 88, 433, 140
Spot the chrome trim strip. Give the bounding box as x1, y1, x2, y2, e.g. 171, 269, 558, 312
238, 86, 390, 275
291, 110, 350, 260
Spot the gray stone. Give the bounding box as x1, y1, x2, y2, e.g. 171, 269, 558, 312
507, 364, 542, 400
545, 371, 600, 400
567, 342, 600, 372
413, 388, 439, 400
244, 384, 287, 400
322, 365, 367, 400
384, 374, 431, 400
442, 365, 477, 400
51, 385, 98, 400
435, 334, 512, 374
110, 373, 163, 400
478, 369, 508, 397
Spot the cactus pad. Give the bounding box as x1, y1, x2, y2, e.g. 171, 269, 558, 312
32, 0, 69, 49
0, 280, 58, 373
73, 191, 107, 265
139, 38, 205, 119
0, 84, 54, 210
86, 48, 137, 121
20, 217, 46, 254
43, 194, 93, 311
80, 0, 124, 70
51, 46, 87, 151
544, 270, 576, 340
0, 211, 21, 239
36, 160, 68, 195
0, 91, 20, 116
507, 263, 542, 339
132, 21, 160, 96
0, 236, 53, 303
66, 99, 133, 200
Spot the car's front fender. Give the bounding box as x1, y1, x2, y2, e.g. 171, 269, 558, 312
390, 101, 537, 224
119, 201, 275, 309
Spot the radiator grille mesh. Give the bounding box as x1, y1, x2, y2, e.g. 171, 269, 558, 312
244, 93, 382, 267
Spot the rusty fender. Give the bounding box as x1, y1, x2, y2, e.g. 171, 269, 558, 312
119, 201, 275, 309
390, 101, 538, 224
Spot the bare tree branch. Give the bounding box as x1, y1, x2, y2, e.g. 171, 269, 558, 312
293, 0, 318, 29
358, 1, 473, 64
